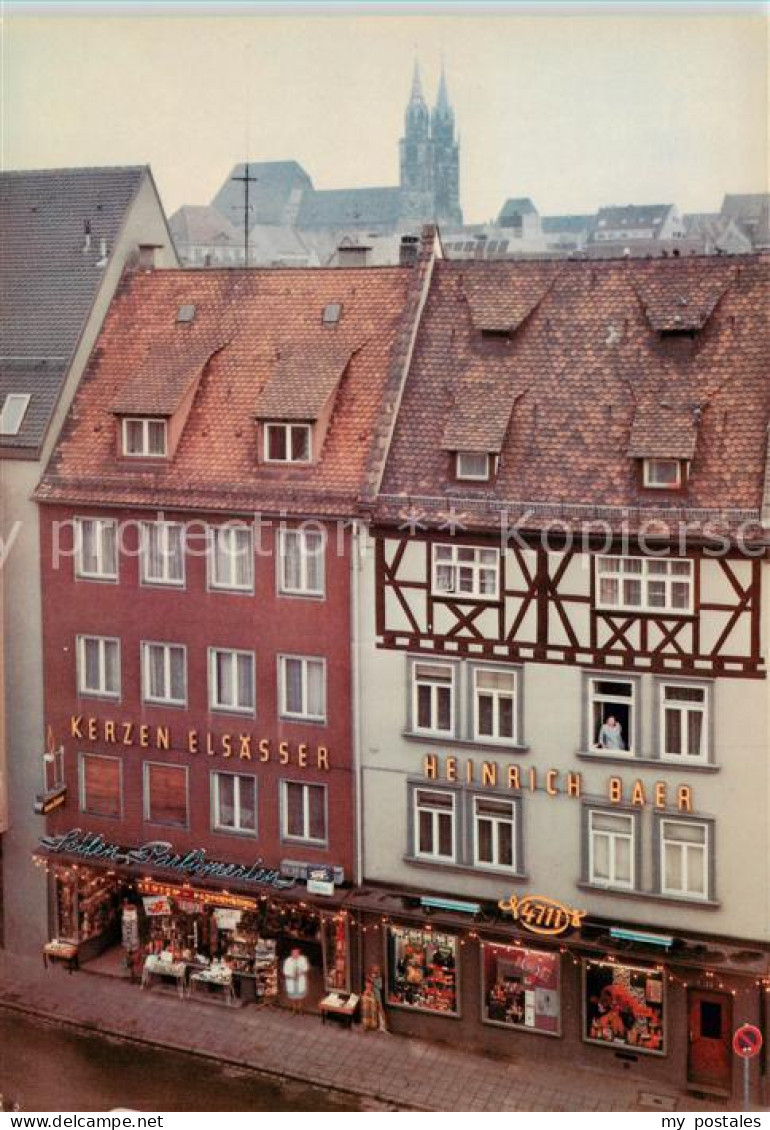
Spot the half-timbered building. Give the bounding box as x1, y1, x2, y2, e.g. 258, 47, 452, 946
355, 252, 770, 1102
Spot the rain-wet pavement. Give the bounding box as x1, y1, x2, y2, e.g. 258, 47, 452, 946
0, 1007, 364, 1112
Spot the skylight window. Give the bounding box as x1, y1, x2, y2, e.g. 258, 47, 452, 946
322, 303, 342, 326
0, 393, 31, 436
177, 304, 196, 323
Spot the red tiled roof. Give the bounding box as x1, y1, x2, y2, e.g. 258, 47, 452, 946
462, 262, 559, 332
441, 361, 523, 454
254, 342, 355, 421
111, 335, 229, 416
37, 266, 413, 516
375, 255, 770, 536
630, 260, 736, 331
627, 398, 700, 460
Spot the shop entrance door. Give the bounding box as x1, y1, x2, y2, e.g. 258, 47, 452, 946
687, 989, 732, 1095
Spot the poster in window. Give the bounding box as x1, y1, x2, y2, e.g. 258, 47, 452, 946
482, 943, 560, 1035
584, 960, 665, 1055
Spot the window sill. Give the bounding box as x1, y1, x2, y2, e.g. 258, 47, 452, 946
404, 731, 530, 755
576, 881, 720, 909
594, 608, 695, 621
211, 825, 258, 839
576, 751, 720, 773
279, 713, 327, 727
278, 589, 326, 602
404, 855, 529, 882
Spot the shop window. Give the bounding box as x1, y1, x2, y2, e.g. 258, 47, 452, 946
433, 543, 499, 599
386, 926, 459, 1015
413, 788, 456, 861
208, 524, 254, 592
76, 635, 120, 699
473, 666, 518, 744
584, 960, 665, 1055
212, 771, 257, 836
140, 521, 185, 587
659, 682, 709, 762
122, 417, 167, 458
473, 796, 517, 871
658, 818, 710, 900
79, 753, 122, 818
587, 808, 636, 890
54, 867, 119, 944
322, 914, 350, 993
142, 641, 187, 706
411, 661, 454, 736
482, 943, 560, 1035
263, 422, 312, 463
74, 517, 118, 581
281, 780, 327, 844
144, 762, 189, 827
595, 554, 693, 614
588, 676, 635, 754
279, 655, 326, 722
278, 527, 325, 597
209, 648, 255, 714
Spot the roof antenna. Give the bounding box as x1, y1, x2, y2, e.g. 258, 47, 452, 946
232, 163, 258, 268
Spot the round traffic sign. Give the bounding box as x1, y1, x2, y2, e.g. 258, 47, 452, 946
733, 1024, 763, 1059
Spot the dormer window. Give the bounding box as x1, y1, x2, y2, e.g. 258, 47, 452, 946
264, 422, 312, 464
456, 452, 492, 481
122, 417, 167, 458
643, 458, 683, 489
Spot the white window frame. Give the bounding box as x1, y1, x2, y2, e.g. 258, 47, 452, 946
456, 452, 491, 481
212, 771, 258, 836
263, 422, 312, 464
413, 787, 456, 862
472, 666, 518, 745
588, 675, 636, 755
588, 809, 636, 890
140, 521, 185, 587
659, 681, 709, 764
74, 518, 118, 581
121, 416, 168, 458
208, 647, 256, 715
141, 641, 187, 707
277, 527, 325, 597
411, 660, 455, 737
0, 393, 31, 436
472, 795, 517, 872
76, 635, 121, 699
643, 458, 682, 489
280, 779, 328, 845
278, 654, 326, 722
207, 525, 254, 592
659, 818, 710, 900
432, 543, 500, 600
595, 554, 694, 614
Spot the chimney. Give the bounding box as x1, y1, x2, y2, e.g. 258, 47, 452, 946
83, 220, 92, 253
399, 234, 420, 267
337, 243, 370, 268
138, 243, 163, 271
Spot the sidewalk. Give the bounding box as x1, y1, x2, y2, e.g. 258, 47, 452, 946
0, 949, 734, 1113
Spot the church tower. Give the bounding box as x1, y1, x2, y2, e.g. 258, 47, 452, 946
399, 61, 462, 225
431, 65, 462, 226
399, 62, 435, 220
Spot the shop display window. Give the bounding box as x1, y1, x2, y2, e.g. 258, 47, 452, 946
54, 867, 119, 943
482, 943, 560, 1035
584, 959, 665, 1055
386, 926, 459, 1016
321, 914, 350, 993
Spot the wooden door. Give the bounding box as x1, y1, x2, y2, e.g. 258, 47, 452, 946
688, 989, 733, 1095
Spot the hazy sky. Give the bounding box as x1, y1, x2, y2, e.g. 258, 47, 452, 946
3, 3, 767, 223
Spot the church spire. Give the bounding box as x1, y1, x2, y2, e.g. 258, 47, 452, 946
410, 58, 426, 106
435, 62, 450, 114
